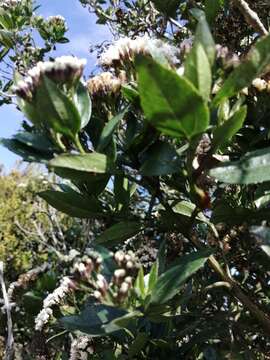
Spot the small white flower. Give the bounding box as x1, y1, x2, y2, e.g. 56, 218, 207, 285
35, 276, 74, 331
69, 336, 93, 360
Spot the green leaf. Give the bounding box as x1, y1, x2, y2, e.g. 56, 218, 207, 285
255, 194, 270, 209
211, 203, 270, 225
192, 11, 216, 66
210, 147, 270, 184
13, 132, 57, 153
128, 333, 149, 358
121, 84, 140, 105
84, 174, 110, 196
151, 0, 181, 17
173, 200, 208, 222
136, 55, 209, 139
140, 141, 182, 176
17, 98, 42, 127
22, 291, 43, 315
250, 226, 270, 257
39, 190, 103, 218
114, 175, 131, 212
184, 43, 212, 101
97, 108, 128, 152
54, 167, 110, 188
60, 304, 128, 336
35, 76, 81, 138
106, 310, 142, 333
147, 261, 159, 293
150, 250, 211, 304
0, 138, 52, 163
185, 11, 215, 96
214, 34, 270, 104
135, 267, 145, 299
49, 153, 115, 174
95, 221, 142, 247
212, 106, 247, 151
0, 46, 9, 61
254, 183, 270, 208
0, 29, 14, 48
74, 81, 92, 129
0, 9, 14, 29
205, 0, 224, 25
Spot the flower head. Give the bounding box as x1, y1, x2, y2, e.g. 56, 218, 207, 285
47, 15, 67, 33
100, 35, 180, 69
13, 56, 86, 101
87, 71, 125, 98
0, 0, 20, 9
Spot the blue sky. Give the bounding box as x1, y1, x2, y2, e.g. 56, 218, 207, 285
0, 0, 111, 170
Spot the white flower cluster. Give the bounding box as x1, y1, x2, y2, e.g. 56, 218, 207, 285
13, 56, 87, 101
47, 15, 67, 31
0, 0, 20, 8
87, 71, 126, 98
100, 35, 180, 68
69, 336, 94, 360
35, 308, 53, 332
35, 276, 75, 331
47, 15, 65, 23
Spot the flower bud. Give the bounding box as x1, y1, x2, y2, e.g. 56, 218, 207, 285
119, 282, 129, 295
124, 276, 133, 287
117, 282, 130, 302
96, 274, 108, 295
113, 269, 126, 285
126, 261, 134, 270
124, 254, 132, 262
114, 251, 125, 266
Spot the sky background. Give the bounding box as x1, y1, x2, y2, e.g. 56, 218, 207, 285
0, 0, 111, 170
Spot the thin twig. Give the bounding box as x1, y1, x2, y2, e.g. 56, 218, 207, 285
0, 262, 14, 360
232, 0, 268, 36
169, 17, 184, 30
204, 281, 232, 291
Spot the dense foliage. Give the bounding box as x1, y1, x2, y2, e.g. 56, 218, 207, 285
1, 0, 270, 359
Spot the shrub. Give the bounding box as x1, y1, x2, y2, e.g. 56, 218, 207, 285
1, 1, 270, 359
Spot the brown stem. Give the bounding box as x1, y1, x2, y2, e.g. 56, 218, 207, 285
232, 0, 268, 36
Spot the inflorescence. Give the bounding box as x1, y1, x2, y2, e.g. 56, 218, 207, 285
99, 35, 180, 69
13, 56, 87, 101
